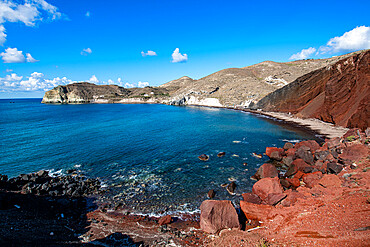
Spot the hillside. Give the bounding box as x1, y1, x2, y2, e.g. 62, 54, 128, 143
255, 50, 370, 130
161, 50, 364, 107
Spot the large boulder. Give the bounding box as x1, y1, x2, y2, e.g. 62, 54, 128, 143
200, 200, 240, 234
240, 201, 274, 221
302, 171, 323, 188
252, 177, 283, 202
253, 163, 279, 180
295, 147, 314, 164
242, 193, 262, 204
285, 159, 313, 177
265, 147, 284, 159
319, 174, 342, 188
295, 140, 320, 153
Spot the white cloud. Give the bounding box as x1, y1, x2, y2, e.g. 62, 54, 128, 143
138, 81, 149, 88
0, 47, 26, 63
124, 82, 135, 88
0, 72, 76, 92
26, 53, 38, 63
85, 11, 90, 17
0, 47, 38, 63
81, 47, 92, 56
319, 26, 370, 54
289, 47, 316, 60
171, 48, 188, 63
141, 50, 157, 56
88, 75, 99, 83
0, 0, 64, 45
6, 68, 13, 72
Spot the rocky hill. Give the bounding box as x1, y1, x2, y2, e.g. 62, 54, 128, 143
161, 51, 364, 107
41, 82, 169, 104
255, 50, 369, 130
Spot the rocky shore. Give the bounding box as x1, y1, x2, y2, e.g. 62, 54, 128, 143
1, 128, 369, 246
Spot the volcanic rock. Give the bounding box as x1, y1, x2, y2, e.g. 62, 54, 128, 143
339, 144, 368, 162
208, 189, 216, 199
158, 215, 172, 226
285, 159, 313, 177
283, 142, 294, 150
200, 200, 240, 234
327, 163, 343, 175
265, 147, 284, 159
217, 152, 226, 157
227, 182, 236, 195
295, 140, 320, 153
198, 154, 209, 161
295, 147, 314, 164
286, 178, 300, 188
252, 177, 283, 202
282, 156, 294, 167
319, 174, 342, 188
266, 193, 287, 206
256, 50, 370, 130
302, 171, 323, 188
254, 163, 279, 180
240, 201, 274, 221
242, 193, 262, 204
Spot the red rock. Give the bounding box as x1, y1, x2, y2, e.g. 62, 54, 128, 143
283, 142, 294, 150
326, 137, 341, 149
252, 177, 283, 202
265, 147, 284, 158
339, 144, 368, 162
198, 154, 209, 161
285, 159, 313, 177
282, 156, 294, 167
254, 163, 279, 180
240, 200, 274, 221
266, 193, 287, 206
293, 171, 305, 179
281, 190, 306, 207
302, 171, 323, 188
158, 215, 173, 225
242, 193, 262, 204
295, 140, 320, 153
295, 147, 314, 164
286, 177, 300, 188
314, 160, 326, 173
286, 148, 296, 157
200, 200, 240, 234
319, 174, 342, 188
270, 151, 283, 161
280, 178, 291, 189
326, 162, 343, 174
256, 50, 370, 130
208, 189, 216, 199
318, 142, 328, 151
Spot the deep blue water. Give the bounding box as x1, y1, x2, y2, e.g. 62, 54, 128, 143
0, 98, 318, 213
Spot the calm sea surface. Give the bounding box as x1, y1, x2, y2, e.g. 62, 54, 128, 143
0, 98, 319, 213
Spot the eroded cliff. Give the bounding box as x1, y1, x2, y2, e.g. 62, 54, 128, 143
256, 50, 370, 130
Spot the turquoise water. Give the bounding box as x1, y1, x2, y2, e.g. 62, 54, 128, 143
0, 99, 318, 213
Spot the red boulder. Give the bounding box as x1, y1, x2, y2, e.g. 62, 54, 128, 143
265, 147, 284, 158
200, 200, 240, 234
302, 171, 323, 188
240, 201, 274, 221
254, 163, 279, 180
295, 140, 320, 153
252, 177, 283, 202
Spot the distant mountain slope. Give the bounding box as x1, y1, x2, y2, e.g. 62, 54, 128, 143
42, 82, 169, 104
161, 50, 364, 107
255, 50, 369, 130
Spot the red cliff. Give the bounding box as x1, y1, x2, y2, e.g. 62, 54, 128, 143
256, 50, 370, 130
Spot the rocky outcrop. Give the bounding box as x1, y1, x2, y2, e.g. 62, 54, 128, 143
42, 82, 170, 104
256, 50, 370, 130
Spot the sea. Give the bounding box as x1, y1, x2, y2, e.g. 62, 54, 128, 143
0, 98, 320, 215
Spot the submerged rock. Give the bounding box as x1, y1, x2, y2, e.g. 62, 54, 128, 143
207, 189, 216, 199
198, 154, 209, 161
217, 152, 226, 157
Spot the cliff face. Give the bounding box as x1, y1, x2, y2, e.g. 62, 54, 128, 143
160, 51, 363, 107
42, 82, 169, 104
256, 50, 370, 130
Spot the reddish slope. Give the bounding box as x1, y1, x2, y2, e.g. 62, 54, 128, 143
256, 50, 370, 130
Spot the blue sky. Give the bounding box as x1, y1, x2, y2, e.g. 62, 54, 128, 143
0, 0, 369, 98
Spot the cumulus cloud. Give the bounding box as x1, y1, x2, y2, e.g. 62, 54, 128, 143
290, 26, 370, 60
0, 72, 76, 92
26, 53, 38, 62
88, 75, 99, 83
138, 81, 149, 88
81, 47, 92, 56
124, 82, 135, 88
319, 26, 370, 54
171, 48, 188, 63
141, 50, 157, 56
85, 11, 90, 17
289, 47, 316, 60
0, 47, 38, 63
1, 47, 26, 63
0, 0, 64, 45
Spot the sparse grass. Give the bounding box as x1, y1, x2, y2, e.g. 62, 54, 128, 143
256, 239, 270, 247
346, 135, 356, 142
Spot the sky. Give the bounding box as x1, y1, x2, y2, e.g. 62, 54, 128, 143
0, 0, 369, 98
